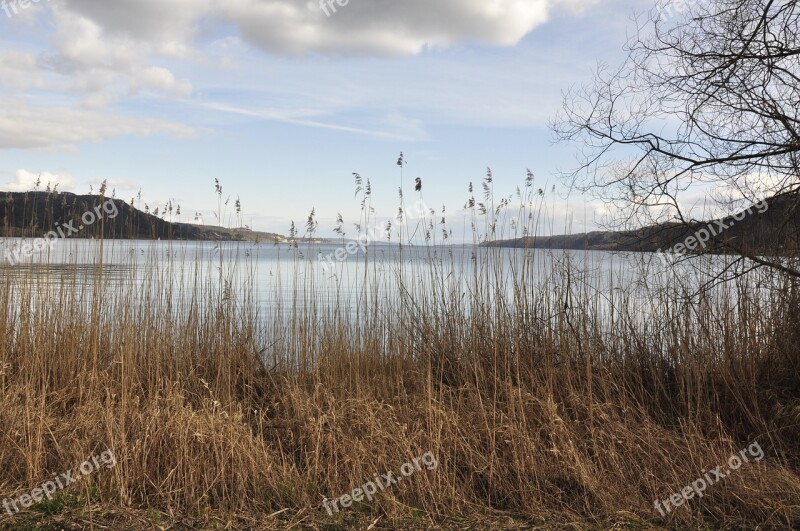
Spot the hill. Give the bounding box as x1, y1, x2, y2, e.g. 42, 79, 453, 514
0, 191, 285, 242
482, 193, 800, 256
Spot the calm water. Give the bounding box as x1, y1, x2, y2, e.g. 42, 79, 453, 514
0, 238, 755, 320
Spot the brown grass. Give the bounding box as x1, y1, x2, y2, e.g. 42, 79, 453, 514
0, 196, 799, 530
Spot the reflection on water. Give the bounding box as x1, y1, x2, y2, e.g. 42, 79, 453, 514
0, 237, 756, 323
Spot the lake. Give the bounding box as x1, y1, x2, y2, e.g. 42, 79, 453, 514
0, 238, 771, 327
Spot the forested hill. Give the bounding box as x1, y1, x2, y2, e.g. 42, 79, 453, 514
0, 191, 282, 242
482, 193, 800, 255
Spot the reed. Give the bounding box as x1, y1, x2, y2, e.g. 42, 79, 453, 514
0, 181, 798, 530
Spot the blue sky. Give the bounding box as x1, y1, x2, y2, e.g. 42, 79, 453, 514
0, 0, 654, 239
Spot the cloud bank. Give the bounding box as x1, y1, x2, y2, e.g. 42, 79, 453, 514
60, 0, 596, 56
0, 0, 600, 151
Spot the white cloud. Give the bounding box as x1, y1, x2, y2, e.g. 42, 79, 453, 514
0, 51, 46, 90
131, 67, 193, 97
0, 0, 604, 152
55, 0, 600, 57
0, 102, 195, 150
60, 0, 211, 57
1, 169, 77, 192
213, 0, 584, 56
51, 9, 139, 70
43, 7, 194, 99
0, 171, 145, 205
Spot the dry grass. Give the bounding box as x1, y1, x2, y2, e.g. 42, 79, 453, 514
0, 193, 799, 530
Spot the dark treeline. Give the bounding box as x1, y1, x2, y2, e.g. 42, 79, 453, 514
0, 191, 252, 241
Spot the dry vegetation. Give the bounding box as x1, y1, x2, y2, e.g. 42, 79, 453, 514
0, 188, 799, 530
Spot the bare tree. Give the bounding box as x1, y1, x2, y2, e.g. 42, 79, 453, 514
554, 0, 800, 278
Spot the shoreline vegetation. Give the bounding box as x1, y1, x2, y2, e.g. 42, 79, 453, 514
0, 178, 799, 530
2, 0, 798, 527
0, 191, 287, 244
482, 192, 799, 256
4, 190, 800, 257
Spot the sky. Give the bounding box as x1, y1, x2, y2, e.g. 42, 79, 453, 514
0, 0, 656, 239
